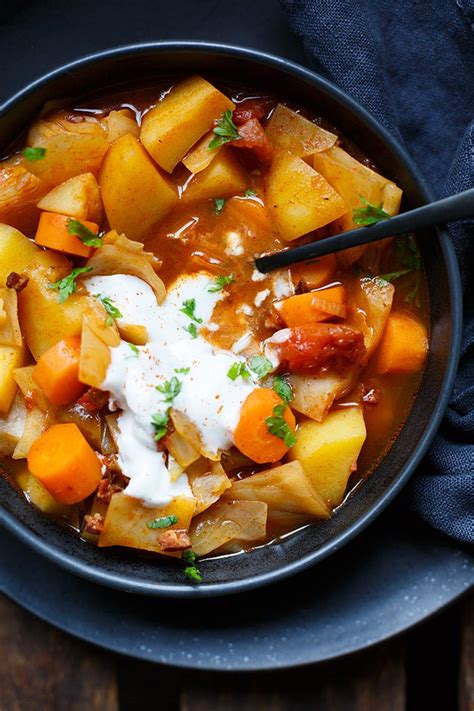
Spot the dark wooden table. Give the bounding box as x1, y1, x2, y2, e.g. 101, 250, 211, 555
1, 592, 472, 710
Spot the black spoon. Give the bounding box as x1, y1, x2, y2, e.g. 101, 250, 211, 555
255, 187, 474, 273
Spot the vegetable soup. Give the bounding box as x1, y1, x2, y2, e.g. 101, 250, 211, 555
0, 76, 429, 582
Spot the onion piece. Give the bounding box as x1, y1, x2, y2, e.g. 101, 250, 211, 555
310, 294, 346, 319
86, 231, 166, 303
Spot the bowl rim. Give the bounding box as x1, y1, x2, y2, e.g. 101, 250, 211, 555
0, 41, 463, 598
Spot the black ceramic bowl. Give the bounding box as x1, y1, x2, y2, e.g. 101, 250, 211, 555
0, 42, 462, 597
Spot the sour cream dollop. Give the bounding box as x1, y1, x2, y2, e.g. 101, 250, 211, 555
85, 273, 257, 506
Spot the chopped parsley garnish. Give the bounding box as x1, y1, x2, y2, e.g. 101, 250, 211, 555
208, 274, 234, 292
244, 188, 257, 197
156, 376, 182, 403
273, 375, 294, 404
208, 110, 240, 150
180, 298, 202, 324
126, 342, 140, 358
352, 196, 391, 226
96, 295, 122, 326
214, 197, 226, 215
249, 355, 273, 380
48, 266, 92, 304
151, 411, 169, 441
227, 361, 251, 381
147, 514, 178, 529
377, 269, 411, 283
185, 323, 198, 339
265, 404, 297, 447
183, 550, 202, 583
175, 367, 190, 374
377, 234, 423, 305
22, 146, 46, 161
66, 218, 103, 248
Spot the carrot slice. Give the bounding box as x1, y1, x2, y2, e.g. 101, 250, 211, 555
290, 254, 337, 290
34, 212, 99, 258
275, 285, 346, 327
27, 423, 102, 504
233, 387, 296, 464
376, 312, 428, 374
32, 335, 86, 405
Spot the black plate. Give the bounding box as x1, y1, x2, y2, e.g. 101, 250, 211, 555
1, 503, 472, 670
0, 41, 463, 597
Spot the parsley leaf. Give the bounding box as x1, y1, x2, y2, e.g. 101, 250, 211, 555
227, 361, 251, 381
214, 197, 226, 215
185, 323, 198, 339
175, 367, 190, 374
352, 196, 390, 226
180, 298, 202, 323
151, 411, 169, 441
147, 514, 178, 529
249, 355, 273, 380
127, 342, 140, 358
66, 218, 102, 248
378, 269, 412, 283
156, 376, 182, 403
377, 234, 423, 305
265, 404, 297, 447
96, 295, 122, 326
273, 375, 294, 404
22, 146, 46, 161
208, 110, 240, 150
208, 274, 234, 292
244, 188, 257, 197
183, 550, 202, 583
48, 266, 92, 304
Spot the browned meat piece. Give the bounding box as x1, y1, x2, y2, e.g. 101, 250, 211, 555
157, 529, 192, 552
83, 513, 104, 535
6, 271, 29, 292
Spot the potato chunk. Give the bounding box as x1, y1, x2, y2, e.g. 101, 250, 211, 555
289, 407, 367, 506
181, 148, 247, 203
0, 224, 40, 287
266, 104, 337, 156
17, 251, 85, 359
37, 173, 103, 223
99, 492, 196, 556
140, 76, 234, 172
313, 146, 402, 234
265, 152, 347, 241
100, 134, 178, 241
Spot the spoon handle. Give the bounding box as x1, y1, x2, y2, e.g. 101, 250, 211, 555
255, 187, 474, 273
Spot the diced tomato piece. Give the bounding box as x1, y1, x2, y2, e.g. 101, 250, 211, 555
233, 98, 275, 125
234, 118, 274, 163
267, 324, 366, 373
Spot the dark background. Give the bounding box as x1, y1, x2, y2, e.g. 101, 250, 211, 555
0, 0, 305, 104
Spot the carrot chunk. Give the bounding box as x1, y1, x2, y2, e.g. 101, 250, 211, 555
233, 388, 296, 464
32, 335, 86, 405
290, 254, 337, 290
377, 312, 428, 374
276, 285, 346, 327
34, 212, 99, 258
27, 423, 102, 504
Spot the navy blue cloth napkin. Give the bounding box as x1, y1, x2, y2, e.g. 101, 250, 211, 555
281, 0, 474, 544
